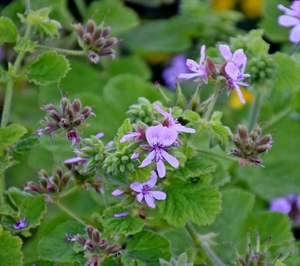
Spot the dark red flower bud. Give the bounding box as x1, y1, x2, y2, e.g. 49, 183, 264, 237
85, 19, 96, 35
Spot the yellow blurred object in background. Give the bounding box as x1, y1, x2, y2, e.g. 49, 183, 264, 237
229, 87, 254, 108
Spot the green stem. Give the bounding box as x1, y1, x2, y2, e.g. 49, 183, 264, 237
194, 148, 239, 162
57, 200, 85, 225
63, 185, 80, 197
203, 83, 220, 122
247, 89, 263, 131
74, 0, 87, 19
36, 45, 86, 56
185, 222, 224, 266
262, 107, 292, 132
0, 16, 33, 208
100, 169, 108, 208
288, 41, 300, 55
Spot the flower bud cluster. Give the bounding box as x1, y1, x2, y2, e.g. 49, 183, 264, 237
103, 147, 138, 174
228, 123, 274, 167
73, 225, 122, 264
230, 232, 293, 266
36, 91, 94, 146
126, 97, 155, 124
72, 19, 120, 63
24, 166, 70, 201
247, 53, 276, 85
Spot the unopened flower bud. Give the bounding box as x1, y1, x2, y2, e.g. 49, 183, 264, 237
84, 240, 95, 251
101, 26, 111, 38
93, 38, 105, 48
99, 238, 108, 249
59, 173, 71, 190
206, 57, 217, 79
60, 95, 69, 116
256, 134, 273, 146
23, 181, 44, 193
237, 124, 248, 143
98, 49, 115, 58
72, 23, 84, 39
92, 228, 101, 244
76, 234, 86, 246
106, 244, 122, 254
85, 19, 96, 35
103, 37, 119, 48
84, 33, 93, 46
80, 106, 94, 119
42, 103, 59, 113
60, 118, 70, 129
86, 225, 94, 240
249, 124, 262, 142
49, 110, 62, 122
71, 99, 82, 115
92, 26, 103, 42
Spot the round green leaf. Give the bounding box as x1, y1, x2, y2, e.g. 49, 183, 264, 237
102, 206, 144, 236
159, 178, 222, 228
26, 51, 70, 86
38, 221, 85, 263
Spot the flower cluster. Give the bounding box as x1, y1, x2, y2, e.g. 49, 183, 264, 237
278, 1, 300, 43
23, 166, 71, 202
178, 44, 250, 104
36, 91, 94, 145
121, 104, 195, 178
72, 19, 120, 63
69, 225, 122, 265
228, 123, 274, 167
112, 171, 166, 210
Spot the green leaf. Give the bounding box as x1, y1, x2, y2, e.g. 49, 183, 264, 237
199, 189, 295, 264
0, 204, 16, 216
24, 261, 53, 266
292, 89, 300, 113
26, 51, 70, 86
0, 66, 10, 83
102, 257, 122, 266
127, 165, 152, 183
0, 230, 22, 266
272, 52, 300, 91
102, 206, 144, 236
122, 17, 190, 54
171, 154, 216, 180
0, 155, 18, 174
13, 37, 36, 53
158, 178, 222, 227
116, 118, 133, 151
0, 16, 18, 44
259, 0, 290, 43
183, 110, 201, 123
121, 230, 171, 266
3, 187, 47, 232
275, 260, 286, 266
9, 134, 40, 156
106, 55, 152, 80
87, 0, 139, 34
38, 221, 85, 263
209, 125, 232, 151
0, 124, 27, 153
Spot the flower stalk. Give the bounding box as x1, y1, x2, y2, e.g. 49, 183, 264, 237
57, 200, 86, 225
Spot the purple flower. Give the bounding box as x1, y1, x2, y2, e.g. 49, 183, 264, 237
278, 1, 300, 43
162, 54, 188, 88
224, 62, 250, 104
178, 45, 208, 83
13, 217, 27, 230
153, 104, 196, 134
269, 197, 292, 214
130, 171, 166, 208
112, 188, 125, 196
114, 211, 130, 218
139, 124, 179, 178
219, 44, 247, 72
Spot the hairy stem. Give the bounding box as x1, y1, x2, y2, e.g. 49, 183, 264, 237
203, 83, 220, 122
185, 222, 225, 266
74, 0, 87, 19
57, 200, 85, 225
194, 148, 239, 162
262, 106, 292, 132
36, 45, 87, 56
100, 169, 108, 208
247, 89, 263, 131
